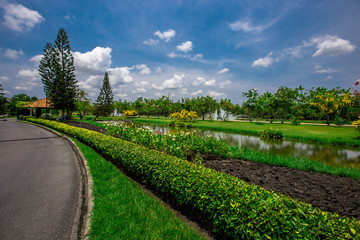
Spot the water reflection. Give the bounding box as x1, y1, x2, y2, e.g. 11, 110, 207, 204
142, 123, 360, 168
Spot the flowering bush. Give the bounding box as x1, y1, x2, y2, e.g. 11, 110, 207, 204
170, 110, 198, 122
123, 110, 138, 117
353, 117, 360, 132
105, 121, 236, 162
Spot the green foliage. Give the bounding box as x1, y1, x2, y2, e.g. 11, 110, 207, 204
40, 113, 56, 120
39, 28, 78, 120
105, 121, 234, 162
26, 118, 360, 239
75, 89, 92, 120
291, 116, 300, 125
0, 83, 8, 115
93, 72, 114, 120
74, 140, 206, 240
259, 128, 285, 140
335, 115, 345, 126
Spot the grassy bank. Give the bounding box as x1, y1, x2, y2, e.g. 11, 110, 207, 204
73, 139, 207, 239
133, 118, 360, 147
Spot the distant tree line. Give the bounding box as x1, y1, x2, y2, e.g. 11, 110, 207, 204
112, 86, 358, 125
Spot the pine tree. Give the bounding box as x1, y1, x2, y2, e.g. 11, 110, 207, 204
39, 28, 77, 120
93, 72, 114, 120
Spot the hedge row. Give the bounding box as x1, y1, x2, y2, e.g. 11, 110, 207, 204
27, 118, 360, 239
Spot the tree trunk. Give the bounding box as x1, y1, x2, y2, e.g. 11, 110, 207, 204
326, 114, 330, 126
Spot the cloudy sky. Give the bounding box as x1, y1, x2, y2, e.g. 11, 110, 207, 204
0, 0, 359, 103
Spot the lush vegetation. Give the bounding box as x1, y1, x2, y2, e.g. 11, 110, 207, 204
26, 118, 360, 239
134, 118, 360, 147
259, 128, 285, 140
93, 71, 114, 120
105, 121, 239, 162
73, 139, 206, 239
39, 28, 77, 120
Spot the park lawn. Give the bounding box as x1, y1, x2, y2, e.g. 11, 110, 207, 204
73, 139, 207, 240
134, 117, 360, 147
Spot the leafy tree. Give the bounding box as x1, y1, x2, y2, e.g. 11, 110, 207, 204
242, 89, 259, 122
132, 97, 144, 116
93, 72, 114, 120
256, 92, 273, 121
0, 83, 8, 115
39, 28, 77, 120
274, 86, 296, 123
310, 87, 353, 125
8, 94, 31, 116
194, 95, 218, 120
220, 98, 234, 121
75, 89, 92, 120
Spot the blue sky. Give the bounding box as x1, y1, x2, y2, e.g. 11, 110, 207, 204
0, 0, 359, 103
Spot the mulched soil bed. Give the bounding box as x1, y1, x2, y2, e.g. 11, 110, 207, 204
65, 121, 360, 221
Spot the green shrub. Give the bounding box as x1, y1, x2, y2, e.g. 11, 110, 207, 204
259, 128, 285, 140
26, 118, 360, 239
291, 116, 300, 125
168, 120, 176, 127
335, 115, 345, 127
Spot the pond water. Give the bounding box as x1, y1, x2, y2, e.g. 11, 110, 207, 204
141, 123, 360, 168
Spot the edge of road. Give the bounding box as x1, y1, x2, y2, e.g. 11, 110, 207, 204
21, 120, 93, 240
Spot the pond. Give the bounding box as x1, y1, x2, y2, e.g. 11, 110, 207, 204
141, 122, 360, 168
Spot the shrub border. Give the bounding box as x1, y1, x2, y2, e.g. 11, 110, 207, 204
26, 118, 360, 239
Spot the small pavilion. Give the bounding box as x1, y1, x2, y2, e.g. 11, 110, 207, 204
26, 97, 53, 117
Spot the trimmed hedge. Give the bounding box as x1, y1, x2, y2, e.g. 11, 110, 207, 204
27, 118, 360, 239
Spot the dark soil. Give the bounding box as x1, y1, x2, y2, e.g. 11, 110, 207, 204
204, 159, 360, 220
65, 121, 106, 134
66, 121, 360, 222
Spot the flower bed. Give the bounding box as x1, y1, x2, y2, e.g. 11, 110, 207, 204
105, 121, 236, 161
26, 118, 360, 239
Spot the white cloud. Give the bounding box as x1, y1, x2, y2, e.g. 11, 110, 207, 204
143, 38, 159, 45
176, 41, 193, 52
17, 69, 38, 81
115, 93, 128, 98
1, 3, 44, 32
154, 29, 176, 42
14, 85, 30, 91
136, 64, 151, 74
132, 88, 146, 93
283, 46, 303, 58
204, 78, 216, 87
78, 75, 102, 92
108, 67, 133, 85
191, 90, 203, 96
193, 77, 205, 86
163, 74, 185, 89
4, 48, 24, 59
167, 52, 203, 61
217, 68, 229, 74
136, 81, 150, 87
229, 20, 264, 32
0, 76, 9, 82
229, 18, 279, 33
153, 74, 185, 90
314, 65, 339, 74
29, 54, 43, 64
73, 47, 112, 72
311, 35, 356, 57
155, 67, 162, 73
219, 80, 232, 88
252, 52, 274, 67
208, 90, 224, 98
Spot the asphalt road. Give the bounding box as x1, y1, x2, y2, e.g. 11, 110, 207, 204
0, 118, 81, 240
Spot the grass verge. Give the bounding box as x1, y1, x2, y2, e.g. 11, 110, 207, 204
73, 139, 207, 240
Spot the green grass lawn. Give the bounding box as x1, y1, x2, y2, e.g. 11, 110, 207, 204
134, 117, 360, 147
73, 139, 207, 240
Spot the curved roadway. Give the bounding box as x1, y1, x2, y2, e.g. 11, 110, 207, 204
0, 118, 81, 240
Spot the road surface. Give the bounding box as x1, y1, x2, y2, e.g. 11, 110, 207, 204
0, 118, 81, 240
